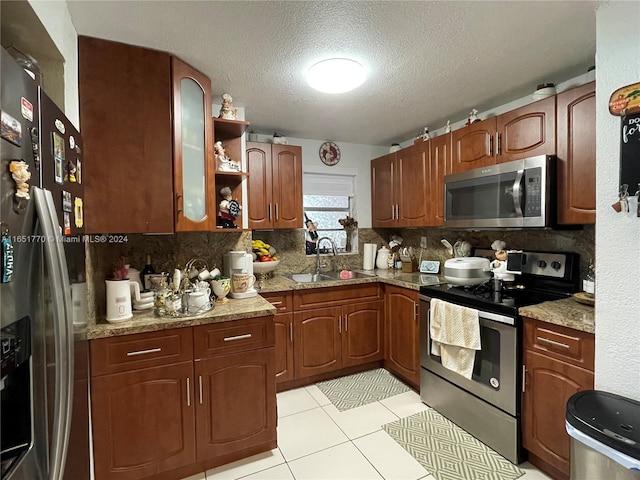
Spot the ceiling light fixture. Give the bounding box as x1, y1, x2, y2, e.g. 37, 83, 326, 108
306, 58, 366, 94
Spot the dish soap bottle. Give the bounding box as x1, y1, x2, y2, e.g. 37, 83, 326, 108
583, 261, 595, 298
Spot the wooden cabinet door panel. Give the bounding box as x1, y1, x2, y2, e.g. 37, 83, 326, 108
522, 350, 594, 477
556, 82, 596, 224
272, 145, 303, 228
397, 145, 430, 227
384, 286, 420, 387
91, 362, 196, 480
429, 133, 451, 226
371, 153, 397, 227
194, 349, 276, 460
294, 307, 342, 378
497, 96, 556, 163
342, 302, 384, 368
79, 36, 174, 234
247, 142, 274, 229
452, 118, 496, 172
172, 57, 216, 231
274, 313, 294, 383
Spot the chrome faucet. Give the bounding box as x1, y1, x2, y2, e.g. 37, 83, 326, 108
316, 237, 337, 274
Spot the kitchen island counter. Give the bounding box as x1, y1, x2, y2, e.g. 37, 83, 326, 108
87, 295, 276, 339
519, 297, 594, 334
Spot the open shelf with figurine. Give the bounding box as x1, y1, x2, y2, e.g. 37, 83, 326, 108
212, 117, 250, 230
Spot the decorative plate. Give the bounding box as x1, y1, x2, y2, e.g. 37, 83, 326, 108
319, 141, 340, 166
572, 292, 594, 306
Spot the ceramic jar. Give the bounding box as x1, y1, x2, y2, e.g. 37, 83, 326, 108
376, 246, 390, 270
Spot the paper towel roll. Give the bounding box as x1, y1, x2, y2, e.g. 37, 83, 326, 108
363, 243, 377, 270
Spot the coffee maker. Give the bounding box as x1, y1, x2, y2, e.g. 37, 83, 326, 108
223, 250, 258, 299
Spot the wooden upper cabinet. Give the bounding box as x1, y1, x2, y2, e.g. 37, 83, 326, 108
452, 97, 555, 172
556, 82, 596, 225
497, 96, 556, 164
246, 143, 273, 229
172, 57, 216, 231
429, 133, 452, 226
452, 117, 497, 172
79, 36, 174, 234
398, 143, 431, 227
246, 142, 302, 229
371, 153, 396, 228
272, 145, 303, 229
371, 146, 430, 228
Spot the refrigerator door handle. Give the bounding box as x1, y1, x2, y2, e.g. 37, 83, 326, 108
34, 187, 74, 480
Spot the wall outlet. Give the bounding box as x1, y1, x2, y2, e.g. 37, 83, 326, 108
420, 236, 427, 248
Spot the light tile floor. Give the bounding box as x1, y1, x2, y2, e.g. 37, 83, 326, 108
183, 384, 552, 480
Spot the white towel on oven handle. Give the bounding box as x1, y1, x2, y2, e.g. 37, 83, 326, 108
430, 298, 481, 379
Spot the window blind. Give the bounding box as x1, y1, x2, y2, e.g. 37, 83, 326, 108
303, 173, 355, 196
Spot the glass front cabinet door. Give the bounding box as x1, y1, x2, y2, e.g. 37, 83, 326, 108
172, 57, 215, 231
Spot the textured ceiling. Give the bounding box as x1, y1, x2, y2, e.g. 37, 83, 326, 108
66, 1, 598, 146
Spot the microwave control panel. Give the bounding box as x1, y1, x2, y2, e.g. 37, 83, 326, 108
523, 168, 542, 217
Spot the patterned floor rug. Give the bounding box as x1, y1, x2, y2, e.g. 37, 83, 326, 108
382, 408, 525, 480
315, 368, 411, 411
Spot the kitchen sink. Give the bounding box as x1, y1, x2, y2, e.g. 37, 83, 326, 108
283, 270, 376, 284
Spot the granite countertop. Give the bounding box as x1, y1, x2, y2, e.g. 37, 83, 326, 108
258, 269, 445, 293
88, 269, 595, 339
87, 295, 276, 340
519, 297, 595, 334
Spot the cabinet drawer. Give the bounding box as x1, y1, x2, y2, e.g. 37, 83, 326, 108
294, 283, 381, 310
193, 317, 275, 358
90, 328, 193, 377
524, 318, 594, 370
261, 291, 293, 313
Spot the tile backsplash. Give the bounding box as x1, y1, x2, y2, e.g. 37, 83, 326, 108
87, 225, 594, 323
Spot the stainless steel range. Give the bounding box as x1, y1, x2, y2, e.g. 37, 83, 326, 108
419, 249, 580, 464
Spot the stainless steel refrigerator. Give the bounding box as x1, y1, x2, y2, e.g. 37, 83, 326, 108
1, 47, 89, 480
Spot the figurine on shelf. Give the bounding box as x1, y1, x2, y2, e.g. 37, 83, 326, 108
465, 109, 480, 126
218, 93, 237, 120
444, 120, 451, 133
304, 213, 319, 255
214, 140, 241, 172
218, 186, 241, 229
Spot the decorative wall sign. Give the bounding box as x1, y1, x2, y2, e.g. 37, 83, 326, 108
620, 112, 640, 191
609, 82, 640, 116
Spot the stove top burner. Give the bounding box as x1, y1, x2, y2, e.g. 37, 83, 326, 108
420, 249, 580, 316
420, 281, 569, 316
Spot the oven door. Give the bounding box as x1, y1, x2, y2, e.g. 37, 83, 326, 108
419, 296, 519, 416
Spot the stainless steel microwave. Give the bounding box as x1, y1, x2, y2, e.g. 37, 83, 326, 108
444, 155, 555, 228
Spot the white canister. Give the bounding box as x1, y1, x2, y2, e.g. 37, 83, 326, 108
376, 247, 390, 270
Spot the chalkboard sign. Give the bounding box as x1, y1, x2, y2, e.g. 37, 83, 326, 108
620, 112, 640, 191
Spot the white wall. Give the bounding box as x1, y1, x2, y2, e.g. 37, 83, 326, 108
29, 0, 79, 128
595, 2, 640, 401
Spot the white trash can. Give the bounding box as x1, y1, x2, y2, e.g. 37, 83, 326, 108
566, 390, 640, 480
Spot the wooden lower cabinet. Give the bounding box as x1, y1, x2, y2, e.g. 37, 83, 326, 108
274, 314, 294, 382
90, 319, 276, 480
294, 306, 342, 378
261, 292, 295, 384
91, 362, 196, 480
522, 318, 594, 480
342, 302, 384, 368
194, 348, 276, 460
384, 286, 420, 388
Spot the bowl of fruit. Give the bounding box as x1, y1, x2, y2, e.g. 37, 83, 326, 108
251, 239, 280, 274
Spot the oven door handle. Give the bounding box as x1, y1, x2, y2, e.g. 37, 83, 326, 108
478, 310, 515, 326
511, 169, 524, 217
